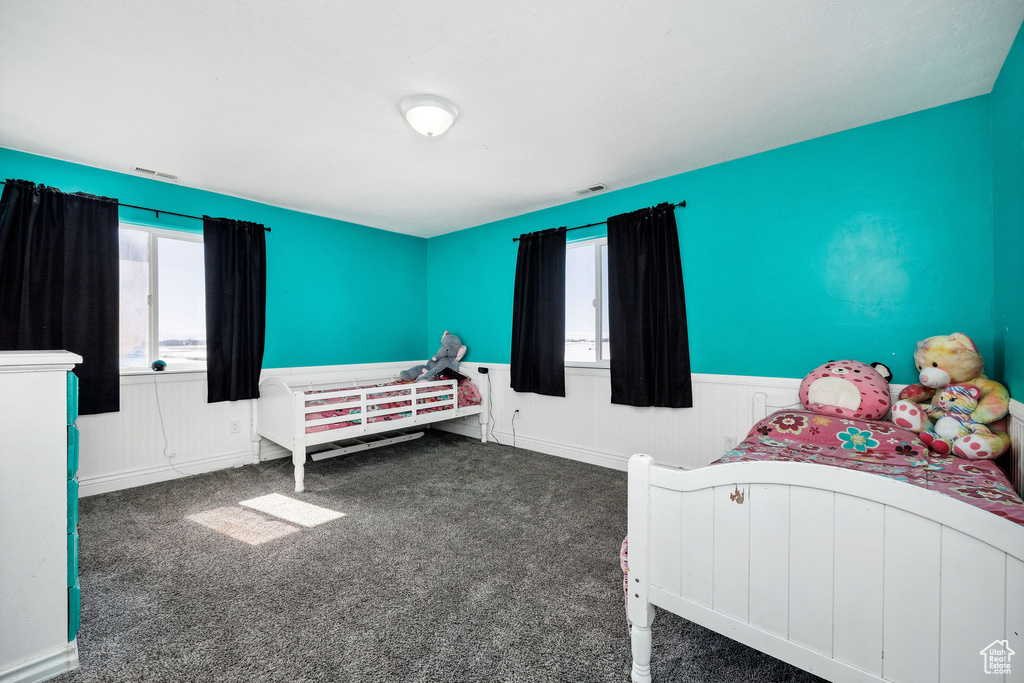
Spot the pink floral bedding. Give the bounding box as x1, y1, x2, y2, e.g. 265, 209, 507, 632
719, 410, 1024, 526
303, 377, 482, 434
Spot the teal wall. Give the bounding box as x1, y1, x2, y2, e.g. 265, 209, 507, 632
427, 97, 995, 385
992, 23, 1024, 398
0, 147, 428, 368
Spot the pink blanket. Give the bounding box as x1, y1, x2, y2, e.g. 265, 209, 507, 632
717, 410, 1024, 526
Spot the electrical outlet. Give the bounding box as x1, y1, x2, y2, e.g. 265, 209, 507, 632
513, 409, 523, 423
724, 435, 737, 451
229, 419, 241, 434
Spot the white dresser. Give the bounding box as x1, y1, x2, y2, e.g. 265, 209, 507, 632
0, 351, 82, 683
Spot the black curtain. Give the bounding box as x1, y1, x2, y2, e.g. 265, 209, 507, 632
607, 203, 692, 408
0, 179, 120, 414
510, 227, 566, 397
203, 216, 267, 403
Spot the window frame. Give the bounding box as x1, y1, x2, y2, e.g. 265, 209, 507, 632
119, 222, 207, 373
564, 236, 610, 369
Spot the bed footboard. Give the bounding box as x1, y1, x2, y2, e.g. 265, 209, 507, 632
627, 454, 1024, 683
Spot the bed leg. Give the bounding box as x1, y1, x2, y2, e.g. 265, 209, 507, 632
630, 618, 654, 683
292, 448, 306, 493
627, 454, 655, 682
480, 416, 487, 443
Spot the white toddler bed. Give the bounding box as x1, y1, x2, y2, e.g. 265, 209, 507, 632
626, 439, 1024, 682
257, 374, 487, 492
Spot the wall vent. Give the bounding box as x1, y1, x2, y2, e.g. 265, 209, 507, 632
573, 183, 608, 196
130, 165, 179, 183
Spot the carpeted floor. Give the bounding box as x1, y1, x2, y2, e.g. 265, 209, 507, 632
53, 431, 823, 682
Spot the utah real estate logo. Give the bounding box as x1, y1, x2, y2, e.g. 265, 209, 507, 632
980, 640, 1014, 675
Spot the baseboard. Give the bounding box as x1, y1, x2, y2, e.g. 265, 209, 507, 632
79, 451, 252, 497
434, 420, 631, 471
0, 641, 78, 683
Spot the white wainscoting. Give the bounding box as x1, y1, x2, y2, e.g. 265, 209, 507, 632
1009, 398, 1024, 498
77, 372, 255, 497
437, 364, 807, 472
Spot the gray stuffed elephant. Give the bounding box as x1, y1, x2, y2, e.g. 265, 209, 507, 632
400, 331, 468, 382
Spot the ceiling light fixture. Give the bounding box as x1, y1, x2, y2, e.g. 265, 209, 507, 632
400, 95, 458, 137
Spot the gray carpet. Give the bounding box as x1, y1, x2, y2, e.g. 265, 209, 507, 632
54, 431, 824, 682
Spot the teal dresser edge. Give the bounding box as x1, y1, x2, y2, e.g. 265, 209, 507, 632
67, 370, 80, 642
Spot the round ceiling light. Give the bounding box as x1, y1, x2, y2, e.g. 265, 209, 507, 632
400, 95, 459, 137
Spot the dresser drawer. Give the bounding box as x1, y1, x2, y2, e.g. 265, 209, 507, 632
67, 478, 79, 532
68, 580, 81, 641
67, 529, 79, 587
67, 371, 79, 426
68, 425, 80, 479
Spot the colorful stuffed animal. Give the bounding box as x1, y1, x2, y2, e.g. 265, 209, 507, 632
917, 384, 994, 455
400, 331, 468, 382
890, 332, 1010, 459
799, 359, 894, 420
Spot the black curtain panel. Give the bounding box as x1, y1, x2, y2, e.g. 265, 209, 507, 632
62, 191, 120, 414
0, 181, 64, 349
0, 179, 120, 414
203, 216, 267, 403
607, 203, 692, 408
510, 227, 566, 397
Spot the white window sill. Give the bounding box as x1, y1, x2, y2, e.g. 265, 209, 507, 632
120, 367, 208, 385
563, 362, 610, 375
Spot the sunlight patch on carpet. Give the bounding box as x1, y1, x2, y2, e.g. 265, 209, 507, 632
187, 506, 299, 545
239, 493, 346, 527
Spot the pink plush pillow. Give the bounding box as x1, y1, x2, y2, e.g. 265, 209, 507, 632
799, 360, 892, 421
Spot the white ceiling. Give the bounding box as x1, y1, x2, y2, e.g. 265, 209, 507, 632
1, 1, 1021, 238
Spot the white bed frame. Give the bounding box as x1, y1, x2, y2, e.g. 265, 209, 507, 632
626, 454, 1024, 683
257, 375, 487, 492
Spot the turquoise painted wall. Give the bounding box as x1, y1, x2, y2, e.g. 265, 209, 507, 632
0, 147, 428, 368
992, 24, 1024, 398
427, 97, 995, 385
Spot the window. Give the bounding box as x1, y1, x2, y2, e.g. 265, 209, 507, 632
118, 225, 206, 370
565, 237, 609, 365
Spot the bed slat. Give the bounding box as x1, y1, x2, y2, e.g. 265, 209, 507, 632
649, 487, 682, 595
788, 488, 834, 657
748, 484, 790, 638
305, 415, 361, 428
883, 507, 941, 683
833, 495, 884, 676
713, 484, 750, 621
939, 527, 1006, 683
677, 487, 714, 608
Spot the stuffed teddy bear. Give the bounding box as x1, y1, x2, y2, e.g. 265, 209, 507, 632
799, 359, 893, 420
917, 384, 994, 455
890, 332, 1010, 459
400, 331, 468, 382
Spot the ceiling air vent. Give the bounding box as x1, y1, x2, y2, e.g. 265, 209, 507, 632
130, 165, 179, 183
573, 183, 607, 196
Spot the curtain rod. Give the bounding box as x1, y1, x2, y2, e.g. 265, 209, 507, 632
0, 180, 271, 232
511, 200, 685, 242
